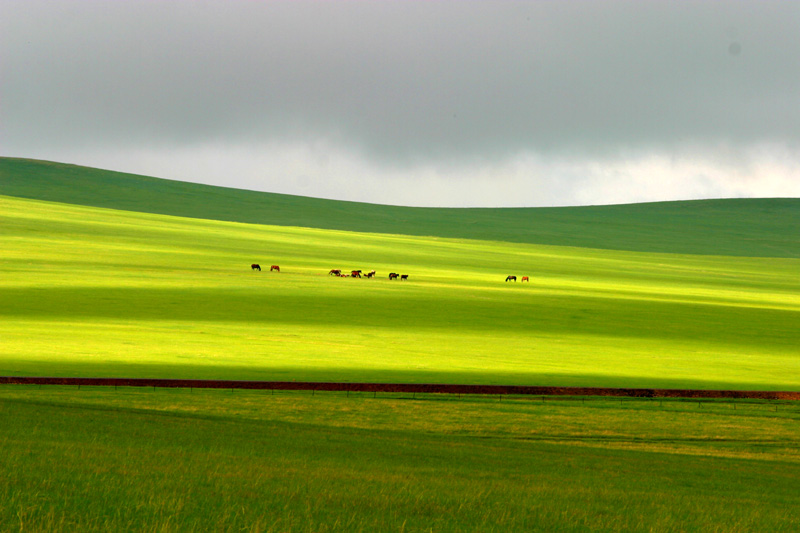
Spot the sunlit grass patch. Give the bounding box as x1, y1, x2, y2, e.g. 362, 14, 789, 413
2, 195, 799, 390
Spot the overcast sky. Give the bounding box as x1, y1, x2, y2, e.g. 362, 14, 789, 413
2, 1, 799, 207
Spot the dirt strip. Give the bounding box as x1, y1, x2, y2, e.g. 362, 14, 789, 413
1, 376, 799, 400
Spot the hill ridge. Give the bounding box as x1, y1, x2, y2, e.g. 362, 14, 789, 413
2, 157, 798, 257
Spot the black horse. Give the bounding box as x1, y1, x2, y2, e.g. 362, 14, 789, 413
251, 264, 261, 271
400, 274, 408, 281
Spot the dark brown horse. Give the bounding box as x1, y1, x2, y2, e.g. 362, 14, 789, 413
400, 274, 408, 281
251, 264, 261, 271
270, 265, 280, 272
351, 270, 362, 278
505, 275, 516, 282
389, 273, 399, 280
329, 269, 342, 276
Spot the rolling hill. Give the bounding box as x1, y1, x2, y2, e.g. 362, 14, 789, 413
2, 157, 798, 531
2, 157, 798, 257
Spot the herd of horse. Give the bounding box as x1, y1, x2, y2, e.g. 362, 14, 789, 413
330, 269, 408, 280
251, 265, 409, 280
252, 264, 523, 283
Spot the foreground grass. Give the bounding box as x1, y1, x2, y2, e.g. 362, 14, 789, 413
2, 195, 799, 390
1, 386, 799, 532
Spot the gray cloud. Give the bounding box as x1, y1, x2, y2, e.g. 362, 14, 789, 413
2, 1, 798, 206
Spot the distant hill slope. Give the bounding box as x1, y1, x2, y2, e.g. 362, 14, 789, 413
2, 157, 798, 257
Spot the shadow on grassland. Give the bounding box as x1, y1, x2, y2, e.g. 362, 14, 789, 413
2, 287, 797, 348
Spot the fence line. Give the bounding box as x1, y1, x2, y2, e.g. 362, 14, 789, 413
1, 376, 798, 401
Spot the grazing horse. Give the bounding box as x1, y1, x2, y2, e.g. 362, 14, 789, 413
329, 269, 342, 276
389, 273, 399, 280
270, 265, 280, 272
505, 275, 516, 282
400, 274, 408, 281
351, 270, 362, 278
366, 270, 376, 278
251, 264, 261, 271
521, 276, 529, 282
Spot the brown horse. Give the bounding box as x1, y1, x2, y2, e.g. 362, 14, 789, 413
389, 273, 399, 280
400, 274, 408, 281
351, 270, 362, 278
505, 275, 516, 282
270, 265, 280, 272
365, 270, 376, 278
329, 269, 342, 276
521, 276, 529, 282
251, 264, 261, 271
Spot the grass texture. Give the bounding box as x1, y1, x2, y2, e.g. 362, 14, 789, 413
2, 194, 798, 390
2, 157, 799, 257
1, 386, 799, 532
2, 159, 799, 531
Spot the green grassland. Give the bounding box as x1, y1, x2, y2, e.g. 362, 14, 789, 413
1, 386, 799, 531
2, 157, 799, 257
2, 194, 798, 390
2, 159, 800, 531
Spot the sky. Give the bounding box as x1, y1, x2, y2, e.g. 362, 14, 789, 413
2, 1, 799, 207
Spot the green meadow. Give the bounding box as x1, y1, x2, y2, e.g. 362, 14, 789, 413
1, 386, 799, 531
2, 157, 799, 257
2, 194, 799, 390
2, 158, 800, 531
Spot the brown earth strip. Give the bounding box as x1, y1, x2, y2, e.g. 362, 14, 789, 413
1, 376, 799, 400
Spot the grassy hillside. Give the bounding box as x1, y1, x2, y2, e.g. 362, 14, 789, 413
2, 387, 799, 531
2, 157, 798, 257
3, 195, 798, 390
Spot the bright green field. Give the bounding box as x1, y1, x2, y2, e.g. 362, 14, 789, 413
2, 194, 798, 390
2, 386, 799, 531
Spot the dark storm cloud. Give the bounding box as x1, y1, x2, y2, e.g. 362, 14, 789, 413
4, 1, 799, 162
1, 1, 798, 206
